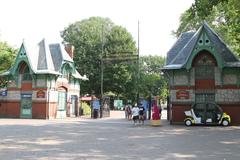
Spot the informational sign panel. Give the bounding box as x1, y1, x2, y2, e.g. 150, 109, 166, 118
176, 90, 189, 99
37, 90, 45, 98
81, 96, 92, 101
114, 100, 123, 110
0, 88, 7, 96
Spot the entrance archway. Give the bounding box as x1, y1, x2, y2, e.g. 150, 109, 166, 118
193, 50, 217, 103
57, 87, 67, 118
18, 61, 33, 118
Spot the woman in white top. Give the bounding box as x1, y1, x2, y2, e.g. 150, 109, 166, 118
132, 103, 139, 125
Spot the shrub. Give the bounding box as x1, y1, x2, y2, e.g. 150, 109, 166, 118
80, 102, 91, 115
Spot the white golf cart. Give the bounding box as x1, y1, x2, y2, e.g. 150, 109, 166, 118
184, 102, 231, 126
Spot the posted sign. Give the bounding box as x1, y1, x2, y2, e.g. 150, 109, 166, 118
0, 88, 7, 96
176, 90, 189, 99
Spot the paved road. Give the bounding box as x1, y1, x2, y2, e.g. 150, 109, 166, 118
0, 110, 240, 160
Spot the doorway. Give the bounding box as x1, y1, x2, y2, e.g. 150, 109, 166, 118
70, 95, 78, 117
56, 89, 67, 118
194, 50, 217, 103
20, 93, 32, 118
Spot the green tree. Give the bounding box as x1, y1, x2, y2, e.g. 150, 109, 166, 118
103, 25, 137, 99
0, 41, 17, 73
0, 41, 17, 87
61, 17, 137, 98
139, 56, 168, 102
174, 0, 240, 55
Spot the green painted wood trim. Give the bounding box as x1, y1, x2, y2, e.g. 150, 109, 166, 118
35, 74, 48, 88
185, 29, 224, 70
237, 70, 240, 87
47, 74, 57, 89
169, 70, 174, 86
220, 69, 223, 87
222, 68, 239, 85
172, 69, 190, 86
10, 44, 34, 76
187, 70, 191, 87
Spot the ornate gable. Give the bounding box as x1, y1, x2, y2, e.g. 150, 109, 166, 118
10, 43, 33, 76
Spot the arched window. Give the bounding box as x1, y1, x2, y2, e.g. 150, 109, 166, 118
193, 50, 216, 103
18, 61, 32, 81
61, 64, 72, 80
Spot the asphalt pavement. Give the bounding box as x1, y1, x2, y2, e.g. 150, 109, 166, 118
0, 110, 240, 160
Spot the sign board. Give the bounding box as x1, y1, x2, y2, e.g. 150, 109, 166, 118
176, 90, 189, 99
81, 96, 92, 101
37, 90, 45, 98
114, 100, 123, 110
21, 94, 32, 98
0, 88, 7, 96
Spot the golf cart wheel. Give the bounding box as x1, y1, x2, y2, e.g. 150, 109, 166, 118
222, 119, 229, 126
185, 119, 192, 126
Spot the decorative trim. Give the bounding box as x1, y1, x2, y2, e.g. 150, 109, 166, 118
215, 85, 240, 89
170, 86, 195, 90
171, 102, 194, 105
170, 85, 240, 90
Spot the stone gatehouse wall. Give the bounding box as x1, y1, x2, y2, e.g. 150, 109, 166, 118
215, 89, 240, 103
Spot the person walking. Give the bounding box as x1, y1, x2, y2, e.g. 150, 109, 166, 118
126, 103, 132, 120
125, 104, 128, 119
138, 103, 145, 125
132, 103, 139, 126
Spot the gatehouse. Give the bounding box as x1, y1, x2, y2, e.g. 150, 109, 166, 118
163, 22, 240, 125
0, 39, 87, 119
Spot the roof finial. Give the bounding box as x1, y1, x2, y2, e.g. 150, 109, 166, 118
203, 20, 208, 25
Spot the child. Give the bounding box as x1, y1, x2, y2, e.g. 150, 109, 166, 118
132, 103, 139, 125
138, 103, 145, 125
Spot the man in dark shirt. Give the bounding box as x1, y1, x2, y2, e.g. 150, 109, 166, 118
138, 103, 145, 125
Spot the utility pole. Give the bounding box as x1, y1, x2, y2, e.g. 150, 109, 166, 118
101, 24, 104, 99
100, 24, 104, 118
137, 21, 140, 104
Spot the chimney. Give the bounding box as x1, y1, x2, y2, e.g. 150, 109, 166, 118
64, 44, 74, 59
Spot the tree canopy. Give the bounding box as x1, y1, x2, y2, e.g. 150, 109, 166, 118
61, 17, 168, 102
61, 17, 137, 99
0, 41, 17, 73
139, 56, 168, 102
0, 41, 17, 88
174, 0, 240, 56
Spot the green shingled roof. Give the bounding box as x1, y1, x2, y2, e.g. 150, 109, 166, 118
164, 21, 239, 70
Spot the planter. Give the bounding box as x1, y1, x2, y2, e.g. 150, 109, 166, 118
150, 119, 161, 126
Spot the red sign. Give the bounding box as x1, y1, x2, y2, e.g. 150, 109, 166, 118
81, 96, 92, 101
176, 90, 189, 99
37, 90, 45, 98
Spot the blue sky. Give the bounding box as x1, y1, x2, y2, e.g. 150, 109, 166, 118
0, 0, 194, 56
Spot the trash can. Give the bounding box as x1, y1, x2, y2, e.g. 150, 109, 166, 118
93, 109, 98, 119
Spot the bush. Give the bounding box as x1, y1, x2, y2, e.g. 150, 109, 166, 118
80, 102, 91, 115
